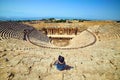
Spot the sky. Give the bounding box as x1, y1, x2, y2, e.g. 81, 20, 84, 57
0, 0, 120, 20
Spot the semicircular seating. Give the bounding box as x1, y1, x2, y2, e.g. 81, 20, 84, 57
0, 22, 34, 40
0, 22, 51, 48
28, 29, 51, 47
92, 24, 120, 41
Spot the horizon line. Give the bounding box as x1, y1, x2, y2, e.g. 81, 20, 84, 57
0, 16, 120, 21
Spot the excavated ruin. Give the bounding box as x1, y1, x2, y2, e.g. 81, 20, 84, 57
0, 21, 120, 80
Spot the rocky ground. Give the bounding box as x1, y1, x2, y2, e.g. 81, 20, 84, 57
0, 23, 120, 80
0, 38, 120, 80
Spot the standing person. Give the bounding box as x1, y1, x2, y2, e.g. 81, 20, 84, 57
23, 29, 27, 41
23, 29, 30, 41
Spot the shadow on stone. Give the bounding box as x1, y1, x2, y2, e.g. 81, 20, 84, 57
65, 65, 74, 70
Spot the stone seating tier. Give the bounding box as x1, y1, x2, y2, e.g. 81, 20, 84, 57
92, 24, 120, 41
0, 22, 33, 40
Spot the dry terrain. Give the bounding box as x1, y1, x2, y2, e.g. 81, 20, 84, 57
0, 21, 120, 80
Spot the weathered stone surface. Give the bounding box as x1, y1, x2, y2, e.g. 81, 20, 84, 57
43, 73, 62, 80
0, 23, 120, 80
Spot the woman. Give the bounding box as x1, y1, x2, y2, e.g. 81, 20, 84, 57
54, 55, 66, 71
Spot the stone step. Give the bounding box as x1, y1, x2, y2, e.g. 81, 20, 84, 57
0, 22, 34, 40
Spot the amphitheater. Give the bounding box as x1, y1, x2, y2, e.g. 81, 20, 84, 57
0, 21, 120, 80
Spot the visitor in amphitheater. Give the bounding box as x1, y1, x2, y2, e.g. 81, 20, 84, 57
23, 29, 27, 41
23, 29, 30, 41
54, 55, 73, 71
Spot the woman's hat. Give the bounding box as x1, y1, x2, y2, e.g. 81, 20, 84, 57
58, 55, 64, 63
